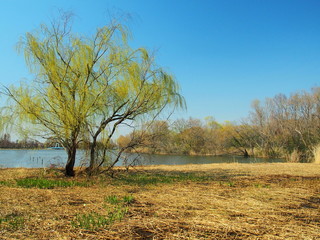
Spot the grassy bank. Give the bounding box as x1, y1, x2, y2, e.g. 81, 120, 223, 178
0, 163, 319, 239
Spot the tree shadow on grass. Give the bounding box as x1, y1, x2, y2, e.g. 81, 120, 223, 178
110, 168, 249, 186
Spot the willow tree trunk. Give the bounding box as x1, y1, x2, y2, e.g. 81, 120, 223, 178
87, 136, 98, 175
243, 149, 249, 158
65, 145, 77, 177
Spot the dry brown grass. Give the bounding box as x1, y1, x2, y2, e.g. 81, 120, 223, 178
313, 145, 320, 164
0, 163, 319, 239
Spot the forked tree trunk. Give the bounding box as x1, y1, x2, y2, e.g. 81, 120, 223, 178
65, 145, 77, 177
243, 149, 249, 158
87, 136, 98, 174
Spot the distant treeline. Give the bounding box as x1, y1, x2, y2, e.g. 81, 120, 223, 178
0, 134, 44, 149
0, 134, 116, 150
117, 87, 320, 163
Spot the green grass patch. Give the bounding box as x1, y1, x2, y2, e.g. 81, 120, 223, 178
0, 180, 12, 187
253, 183, 270, 188
72, 206, 128, 230
122, 195, 135, 205
73, 194, 133, 230
0, 214, 25, 230
104, 194, 135, 205
219, 181, 236, 187
113, 172, 212, 186
104, 195, 121, 205
15, 178, 89, 189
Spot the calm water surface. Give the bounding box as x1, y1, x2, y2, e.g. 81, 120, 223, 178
0, 149, 284, 168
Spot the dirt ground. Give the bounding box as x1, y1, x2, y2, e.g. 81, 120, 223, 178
0, 163, 319, 239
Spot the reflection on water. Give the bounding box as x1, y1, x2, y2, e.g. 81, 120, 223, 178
0, 149, 87, 168
0, 149, 284, 168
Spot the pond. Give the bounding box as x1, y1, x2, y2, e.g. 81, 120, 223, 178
0, 149, 284, 168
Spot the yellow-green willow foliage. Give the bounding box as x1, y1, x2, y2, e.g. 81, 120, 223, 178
86, 46, 185, 172
6, 14, 185, 176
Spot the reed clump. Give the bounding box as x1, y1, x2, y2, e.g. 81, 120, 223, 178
313, 144, 320, 164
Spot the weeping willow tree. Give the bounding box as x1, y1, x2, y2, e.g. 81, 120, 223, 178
5, 13, 185, 176
86, 48, 185, 173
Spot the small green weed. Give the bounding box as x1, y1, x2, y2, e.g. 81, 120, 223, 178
15, 178, 88, 189
123, 195, 135, 205
106, 205, 128, 222
226, 181, 235, 187
220, 181, 236, 187
73, 194, 132, 230
104, 195, 121, 205
104, 194, 135, 205
71, 212, 110, 230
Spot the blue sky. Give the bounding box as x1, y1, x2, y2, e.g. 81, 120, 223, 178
1, 0, 320, 123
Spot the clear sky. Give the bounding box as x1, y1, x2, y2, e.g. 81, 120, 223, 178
1, 0, 320, 123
